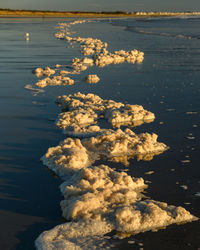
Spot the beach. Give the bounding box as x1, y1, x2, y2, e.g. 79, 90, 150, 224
0, 16, 200, 249
0, 10, 200, 18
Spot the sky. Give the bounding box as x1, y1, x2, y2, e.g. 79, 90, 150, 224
0, 0, 200, 12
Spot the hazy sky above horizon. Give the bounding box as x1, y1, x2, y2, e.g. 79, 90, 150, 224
1, 0, 200, 12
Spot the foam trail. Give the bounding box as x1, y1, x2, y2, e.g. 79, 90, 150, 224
55, 92, 155, 136
34, 19, 198, 250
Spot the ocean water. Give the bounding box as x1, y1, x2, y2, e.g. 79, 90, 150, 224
0, 16, 200, 249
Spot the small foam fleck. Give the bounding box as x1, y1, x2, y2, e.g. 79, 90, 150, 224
128, 240, 135, 244
145, 171, 154, 175
186, 136, 195, 140
184, 202, 191, 205
180, 185, 188, 190
181, 160, 191, 163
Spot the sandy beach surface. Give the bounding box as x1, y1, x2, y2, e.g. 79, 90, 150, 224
0, 10, 200, 18
0, 16, 200, 249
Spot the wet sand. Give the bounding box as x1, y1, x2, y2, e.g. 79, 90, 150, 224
0, 17, 200, 249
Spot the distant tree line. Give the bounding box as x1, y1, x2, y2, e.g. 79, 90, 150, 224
0, 8, 198, 15
0, 8, 132, 14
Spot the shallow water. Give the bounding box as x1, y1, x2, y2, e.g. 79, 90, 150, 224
0, 16, 200, 249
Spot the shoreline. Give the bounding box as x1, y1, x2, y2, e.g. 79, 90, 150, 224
1, 14, 200, 250
0, 10, 200, 18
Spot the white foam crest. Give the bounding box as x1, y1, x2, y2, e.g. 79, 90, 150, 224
114, 199, 197, 233
56, 92, 155, 135
58, 165, 197, 234
83, 74, 100, 84
56, 92, 124, 111
35, 219, 113, 250
35, 163, 197, 250
35, 76, 74, 88
94, 49, 144, 67
54, 20, 144, 73
41, 138, 96, 177
33, 67, 56, 77
41, 128, 168, 177
32, 20, 144, 93
71, 57, 94, 72
82, 128, 168, 157
60, 164, 146, 220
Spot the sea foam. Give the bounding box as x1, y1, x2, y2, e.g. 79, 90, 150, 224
34, 19, 198, 250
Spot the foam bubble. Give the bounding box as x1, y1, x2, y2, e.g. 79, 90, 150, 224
33, 67, 56, 77
35, 219, 113, 250
82, 128, 168, 157
36, 163, 197, 249
35, 76, 74, 88
84, 74, 100, 84
41, 128, 168, 177
41, 138, 95, 177
56, 92, 155, 135
60, 164, 146, 220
